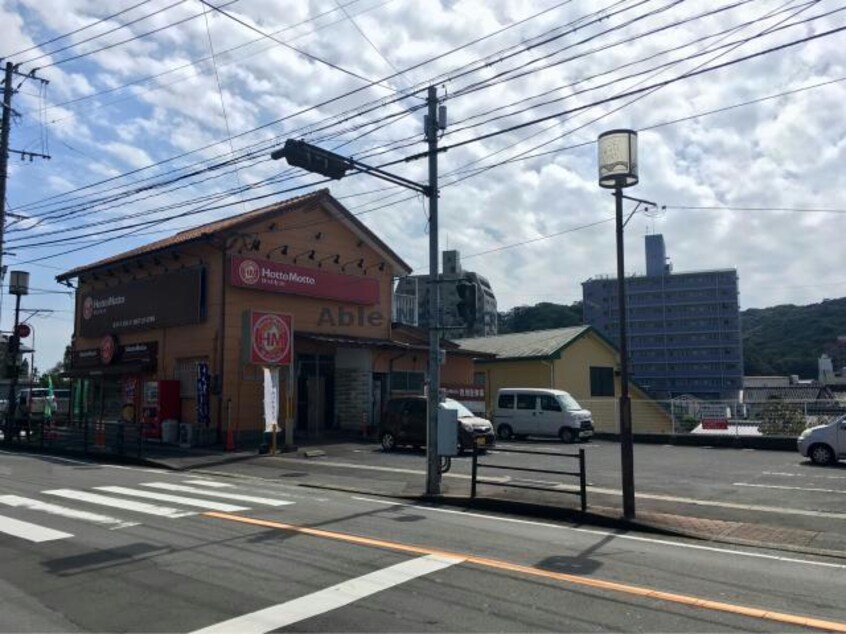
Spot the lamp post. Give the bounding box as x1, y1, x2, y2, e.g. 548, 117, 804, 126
597, 130, 638, 520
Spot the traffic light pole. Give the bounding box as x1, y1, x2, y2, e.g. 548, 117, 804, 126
270, 87, 444, 495
4, 293, 21, 442
425, 86, 441, 495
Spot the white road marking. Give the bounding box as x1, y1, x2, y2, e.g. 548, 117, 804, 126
0, 495, 138, 530
763, 471, 846, 480
0, 515, 72, 542
350, 496, 846, 570
190, 553, 463, 634
44, 489, 195, 518
95, 486, 249, 512
140, 482, 294, 507
184, 480, 234, 488
734, 482, 846, 495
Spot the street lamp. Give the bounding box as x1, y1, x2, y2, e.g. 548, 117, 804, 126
598, 129, 638, 520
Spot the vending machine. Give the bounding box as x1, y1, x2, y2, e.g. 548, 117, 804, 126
141, 380, 181, 440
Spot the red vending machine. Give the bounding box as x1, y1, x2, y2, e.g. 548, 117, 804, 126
141, 380, 181, 440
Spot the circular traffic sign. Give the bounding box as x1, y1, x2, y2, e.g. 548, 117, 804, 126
15, 324, 31, 338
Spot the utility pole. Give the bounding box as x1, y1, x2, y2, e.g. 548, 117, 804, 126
425, 85, 441, 495
0, 62, 14, 291
0, 61, 49, 325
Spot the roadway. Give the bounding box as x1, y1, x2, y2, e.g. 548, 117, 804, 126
1, 450, 845, 632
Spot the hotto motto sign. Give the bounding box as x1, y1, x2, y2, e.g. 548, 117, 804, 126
250, 311, 293, 366
230, 255, 379, 305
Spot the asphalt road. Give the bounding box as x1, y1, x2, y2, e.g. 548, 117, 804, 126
1, 450, 845, 632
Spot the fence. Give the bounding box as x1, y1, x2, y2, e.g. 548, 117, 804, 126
3, 418, 146, 460
471, 445, 587, 512
573, 398, 846, 439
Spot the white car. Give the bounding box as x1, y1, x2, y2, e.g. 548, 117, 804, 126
797, 415, 846, 465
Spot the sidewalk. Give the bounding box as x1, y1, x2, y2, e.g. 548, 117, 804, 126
141, 442, 846, 560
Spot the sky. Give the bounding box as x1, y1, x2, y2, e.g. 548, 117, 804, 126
1, 0, 845, 373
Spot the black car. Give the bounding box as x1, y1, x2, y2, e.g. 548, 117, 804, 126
379, 396, 495, 453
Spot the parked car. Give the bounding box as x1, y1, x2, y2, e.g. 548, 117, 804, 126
17, 388, 71, 418
494, 388, 593, 443
379, 396, 495, 453
798, 414, 846, 465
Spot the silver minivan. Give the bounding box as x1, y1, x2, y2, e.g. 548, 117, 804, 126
494, 388, 594, 443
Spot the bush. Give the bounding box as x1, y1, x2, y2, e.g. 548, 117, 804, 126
757, 399, 807, 437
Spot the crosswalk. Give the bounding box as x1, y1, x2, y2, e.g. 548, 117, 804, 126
0, 479, 295, 543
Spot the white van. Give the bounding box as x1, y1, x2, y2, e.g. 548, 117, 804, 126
494, 388, 593, 443
797, 415, 846, 465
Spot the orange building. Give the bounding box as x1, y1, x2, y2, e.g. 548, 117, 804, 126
58, 190, 479, 446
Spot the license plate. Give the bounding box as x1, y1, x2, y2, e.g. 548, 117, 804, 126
475, 437, 486, 446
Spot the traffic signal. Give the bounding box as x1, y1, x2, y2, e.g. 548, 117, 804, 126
4, 336, 19, 379
456, 281, 477, 327
271, 139, 349, 180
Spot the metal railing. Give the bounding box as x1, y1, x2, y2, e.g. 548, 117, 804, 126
471, 444, 587, 512
3, 418, 146, 459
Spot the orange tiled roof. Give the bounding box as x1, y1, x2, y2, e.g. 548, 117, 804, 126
57, 189, 411, 280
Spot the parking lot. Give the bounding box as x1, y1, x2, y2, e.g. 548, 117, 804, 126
220, 438, 846, 537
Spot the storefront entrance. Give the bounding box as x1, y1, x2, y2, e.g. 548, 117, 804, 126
296, 355, 335, 436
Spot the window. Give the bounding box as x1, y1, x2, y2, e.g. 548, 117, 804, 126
540, 395, 561, 412
497, 393, 514, 409
590, 366, 615, 397
516, 394, 536, 410
403, 399, 426, 417
473, 372, 485, 387
390, 371, 424, 393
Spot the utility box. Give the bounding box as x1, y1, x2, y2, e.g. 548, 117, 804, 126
437, 408, 458, 457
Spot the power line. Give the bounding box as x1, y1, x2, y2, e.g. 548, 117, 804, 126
18, 0, 189, 65
10, 0, 583, 214
406, 24, 846, 159
31, 0, 240, 70
2, 0, 155, 58
197, 0, 416, 100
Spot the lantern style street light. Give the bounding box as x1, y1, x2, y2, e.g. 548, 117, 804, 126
597, 129, 639, 520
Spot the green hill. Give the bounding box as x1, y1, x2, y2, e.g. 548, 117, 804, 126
497, 297, 846, 379
741, 297, 846, 378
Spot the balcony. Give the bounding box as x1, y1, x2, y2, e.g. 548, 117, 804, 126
392, 294, 418, 326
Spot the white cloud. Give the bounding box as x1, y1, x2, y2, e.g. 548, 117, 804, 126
3, 0, 846, 370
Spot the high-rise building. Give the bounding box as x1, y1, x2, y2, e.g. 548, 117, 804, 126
582, 235, 743, 400
393, 250, 497, 338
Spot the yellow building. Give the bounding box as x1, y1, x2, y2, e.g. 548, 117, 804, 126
454, 326, 673, 434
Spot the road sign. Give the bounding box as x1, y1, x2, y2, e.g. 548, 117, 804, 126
15, 323, 30, 338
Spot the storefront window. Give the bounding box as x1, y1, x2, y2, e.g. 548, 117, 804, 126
390, 371, 424, 393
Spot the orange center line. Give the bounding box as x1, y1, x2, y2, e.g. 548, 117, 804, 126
203, 511, 846, 633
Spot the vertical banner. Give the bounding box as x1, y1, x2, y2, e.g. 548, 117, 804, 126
263, 366, 280, 433
196, 362, 210, 427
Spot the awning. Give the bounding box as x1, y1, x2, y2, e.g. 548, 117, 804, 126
295, 332, 428, 352
63, 361, 155, 378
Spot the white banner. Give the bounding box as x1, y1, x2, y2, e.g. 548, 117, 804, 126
263, 366, 280, 432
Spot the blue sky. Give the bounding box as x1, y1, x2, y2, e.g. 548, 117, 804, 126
2, 0, 845, 372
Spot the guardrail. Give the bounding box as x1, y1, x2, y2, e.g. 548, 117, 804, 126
470, 444, 587, 512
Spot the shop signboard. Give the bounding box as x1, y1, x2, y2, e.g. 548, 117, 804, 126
79, 267, 205, 338
230, 255, 379, 305
71, 341, 158, 370
243, 311, 293, 366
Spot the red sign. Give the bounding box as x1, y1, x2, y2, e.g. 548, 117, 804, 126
230, 255, 379, 305
250, 311, 293, 365
15, 324, 31, 338
701, 419, 729, 430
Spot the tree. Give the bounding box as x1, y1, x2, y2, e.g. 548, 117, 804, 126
757, 398, 807, 436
